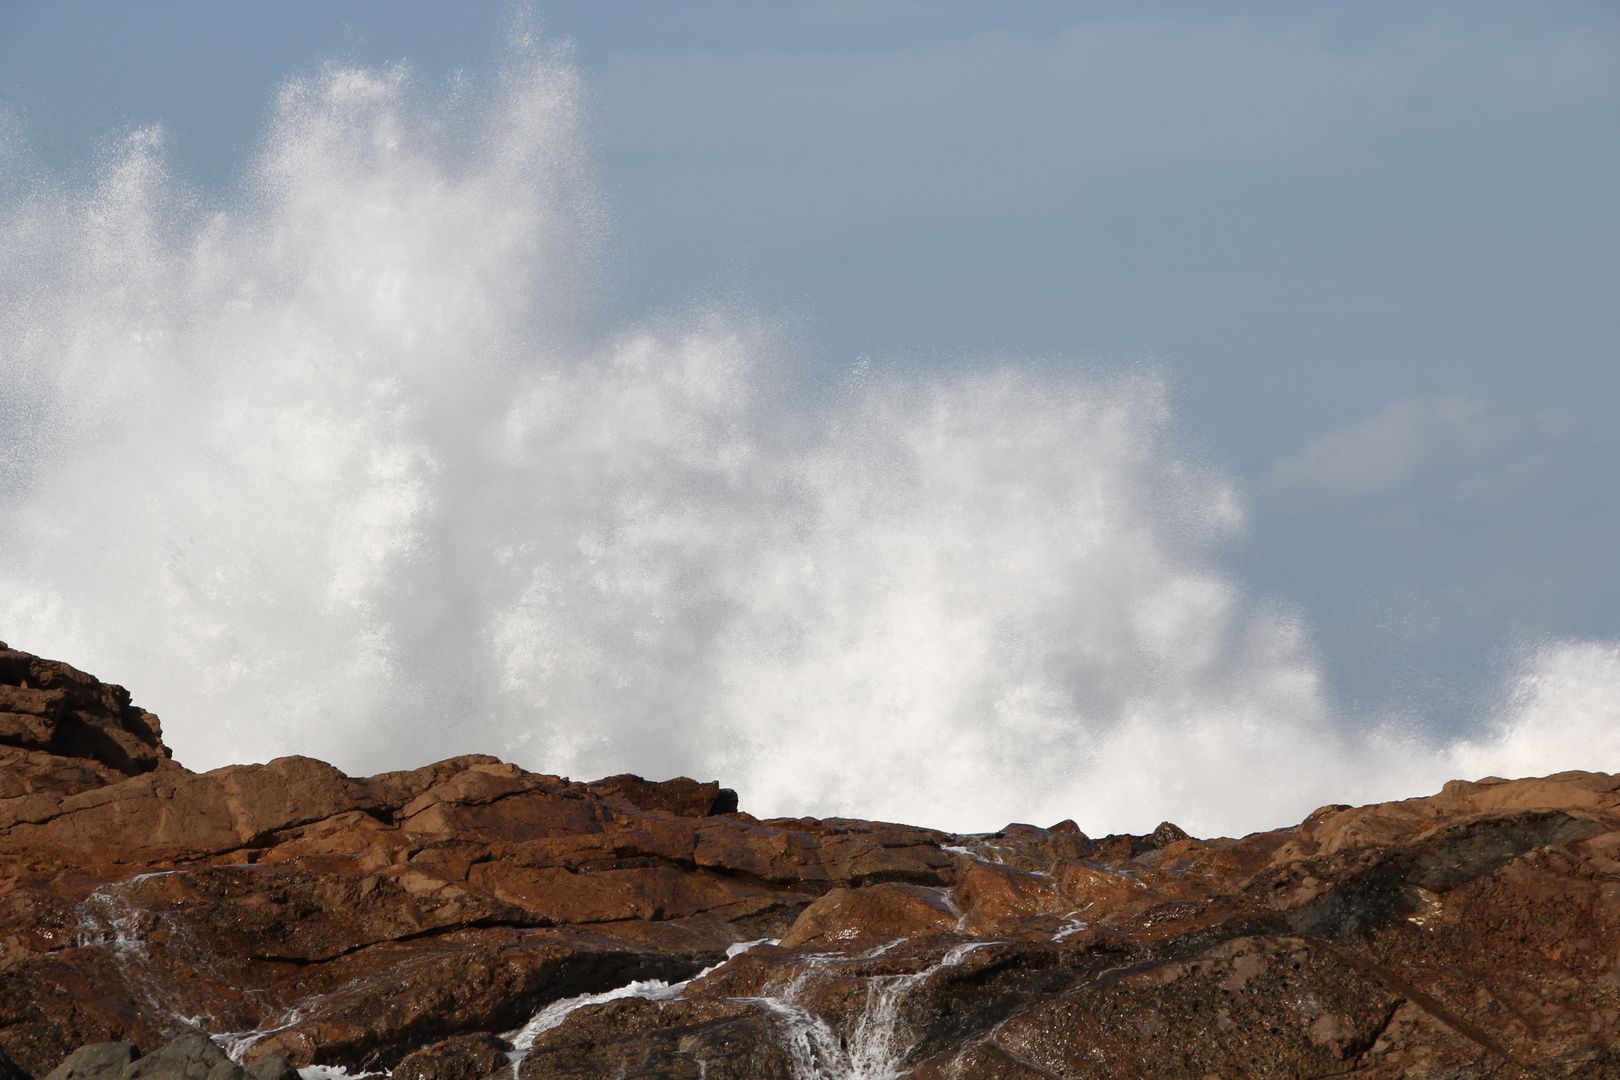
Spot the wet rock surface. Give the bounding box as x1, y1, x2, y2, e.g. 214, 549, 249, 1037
5, 645, 1620, 1078
390, 1033, 510, 1080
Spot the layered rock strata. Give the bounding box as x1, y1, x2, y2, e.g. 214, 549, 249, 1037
4, 644, 1620, 1078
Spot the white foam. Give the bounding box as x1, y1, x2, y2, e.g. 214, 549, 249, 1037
506, 977, 688, 1052
506, 938, 777, 1054
749, 941, 995, 1080
296, 1067, 381, 1080
726, 937, 779, 959
3, 33, 1618, 840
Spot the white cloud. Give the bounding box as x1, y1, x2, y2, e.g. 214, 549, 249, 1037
1268, 396, 1561, 503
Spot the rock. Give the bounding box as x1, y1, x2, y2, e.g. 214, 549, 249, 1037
778, 882, 957, 947
0, 684, 61, 751
1045, 818, 1099, 859
587, 775, 738, 818
11, 645, 1620, 1079
952, 860, 1060, 930
392, 1033, 510, 1080
517, 998, 791, 1080
0, 1045, 30, 1080
42, 1044, 138, 1080
124, 1031, 229, 1080
1145, 819, 1190, 848
239, 1060, 295, 1080
1049, 853, 1162, 920
914, 935, 1406, 1078
0, 647, 167, 780
948, 822, 1097, 872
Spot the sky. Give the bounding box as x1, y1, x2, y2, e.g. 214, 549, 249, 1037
0, 1, 1617, 829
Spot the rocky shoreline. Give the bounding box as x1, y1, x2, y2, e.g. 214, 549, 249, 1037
3, 643, 1620, 1078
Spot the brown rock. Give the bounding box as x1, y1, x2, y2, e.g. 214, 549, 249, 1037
692, 821, 827, 885
0, 1045, 28, 1080
587, 775, 738, 818
11, 645, 1620, 1079
811, 821, 956, 885
392, 1033, 512, 1080
518, 996, 791, 1080
952, 860, 1061, 930
1146, 819, 1191, 848
778, 882, 957, 948
1049, 855, 1161, 918
926, 936, 1405, 1078
0, 647, 168, 789
950, 822, 1098, 871
0, 685, 63, 751
239, 931, 705, 1069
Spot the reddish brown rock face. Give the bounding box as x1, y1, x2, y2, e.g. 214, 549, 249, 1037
5, 643, 1620, 1079
0, 646, 169, 800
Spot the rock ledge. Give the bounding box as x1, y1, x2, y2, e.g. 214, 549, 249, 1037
3, 644, 1619, 1079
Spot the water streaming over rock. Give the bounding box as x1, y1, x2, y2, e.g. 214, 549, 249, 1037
71, 875, 218, 1033
507, 978, 691, 1059
743, 942, 995, 1080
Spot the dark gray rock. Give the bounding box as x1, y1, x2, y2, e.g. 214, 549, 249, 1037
241, 1059, 296, 1080
122, 1032, 228, 1080
43, 1043, 138, 1080
0, 1044, 34, 1080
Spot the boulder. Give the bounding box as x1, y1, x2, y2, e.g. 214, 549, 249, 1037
123, 1031, 231, 1080
41, 1044, 138, 1080
240, 1060, 295, 1080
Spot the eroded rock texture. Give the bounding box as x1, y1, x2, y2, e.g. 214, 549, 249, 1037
4, 643, 1620, 1078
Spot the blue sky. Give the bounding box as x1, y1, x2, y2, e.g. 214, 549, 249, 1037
3, 0, 1617, 739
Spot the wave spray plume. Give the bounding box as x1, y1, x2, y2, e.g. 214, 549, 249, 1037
2, 35, 1615, 836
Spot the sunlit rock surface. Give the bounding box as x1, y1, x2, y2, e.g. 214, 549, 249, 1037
4, 644, 1620, 1078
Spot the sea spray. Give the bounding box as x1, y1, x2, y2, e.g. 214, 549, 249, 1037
2, 33, 1617, 838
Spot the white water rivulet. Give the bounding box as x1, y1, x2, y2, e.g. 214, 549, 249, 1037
494, 937, 964, 1079
750, 942, 995, 1080
2, 32, 1618, 836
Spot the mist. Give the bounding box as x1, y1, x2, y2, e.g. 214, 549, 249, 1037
2, 36, 1616, 837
